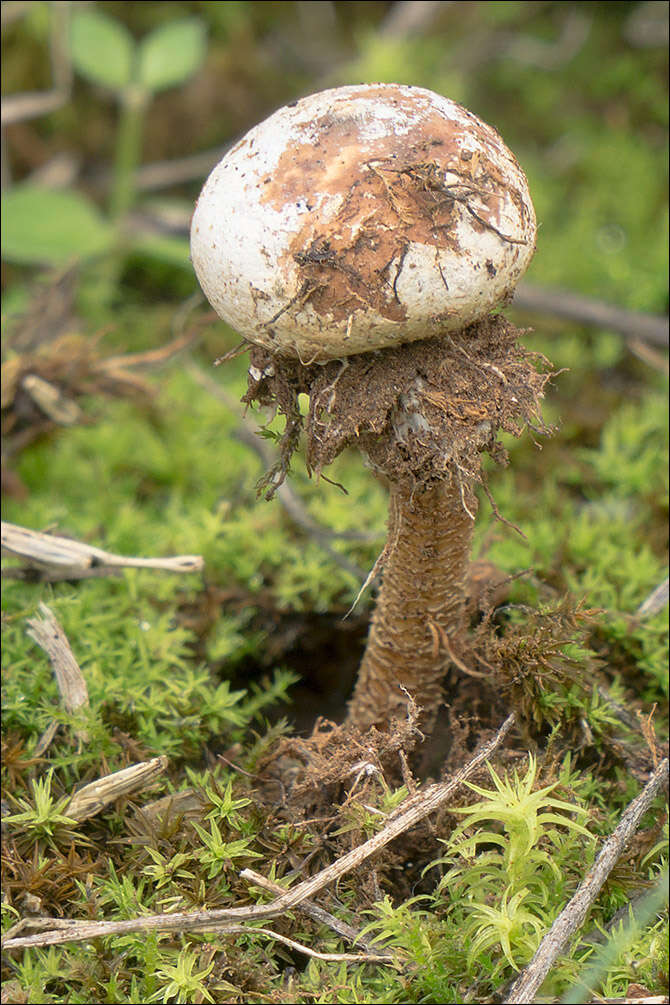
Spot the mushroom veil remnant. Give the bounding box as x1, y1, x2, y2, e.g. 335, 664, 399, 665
191, 83, 552, 733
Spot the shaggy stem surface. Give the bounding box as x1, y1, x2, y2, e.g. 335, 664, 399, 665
347, 477, 476, 731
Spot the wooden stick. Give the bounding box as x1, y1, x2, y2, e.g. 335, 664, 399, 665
242, 869, 387, 954
208, 923, 396, 965
26, 604, 89, 715
513, 282, 668, 348
635, 576, 669, 619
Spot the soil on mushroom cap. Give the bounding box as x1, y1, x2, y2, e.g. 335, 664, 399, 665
282, 157, 530, 330
261, 90, 533, 335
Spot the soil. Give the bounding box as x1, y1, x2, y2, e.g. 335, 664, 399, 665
243, 314, 553, 497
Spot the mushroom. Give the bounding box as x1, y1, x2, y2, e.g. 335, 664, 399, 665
191, 83, 551, 733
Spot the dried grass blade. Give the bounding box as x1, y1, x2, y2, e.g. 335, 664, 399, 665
66, 756, 169, 823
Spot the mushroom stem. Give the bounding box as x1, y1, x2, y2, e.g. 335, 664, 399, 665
347, 476, 477, 731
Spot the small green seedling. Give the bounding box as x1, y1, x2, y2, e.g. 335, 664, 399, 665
1, 7, 207, 267
3, 768, 78, 842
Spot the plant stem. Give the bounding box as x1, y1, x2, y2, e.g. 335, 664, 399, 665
347, 477, 476, 731
111, 86, 148, 219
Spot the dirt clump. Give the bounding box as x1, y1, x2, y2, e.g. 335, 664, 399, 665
243, 314, 552, 499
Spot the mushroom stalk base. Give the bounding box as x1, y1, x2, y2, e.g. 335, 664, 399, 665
347, 478, 476, 732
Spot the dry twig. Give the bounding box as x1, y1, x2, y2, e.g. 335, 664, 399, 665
504, 758, 670, 1004
588, 997, 668, 1004
379, 1, 451, 38
25, 602, 89, 748
1, 712, 515, 951
242, 868, 388, 954
513, 282, 669, 348
2, 521, 203, 578
26, 603, 89, 715
582, 992, 666, 1000
205, 924, 395, 964
1, 2, 71, 128
635, 576, 669, 620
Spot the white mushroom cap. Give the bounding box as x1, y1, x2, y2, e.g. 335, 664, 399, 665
191, 83, 536, 362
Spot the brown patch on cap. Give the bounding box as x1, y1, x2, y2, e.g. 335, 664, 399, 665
261, 91, 531, 325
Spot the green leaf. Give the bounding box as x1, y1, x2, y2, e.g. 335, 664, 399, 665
1, 186, 115, 265
70, 10, 135, 91
137, 18, 206, 93
129, 232, 192, 269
